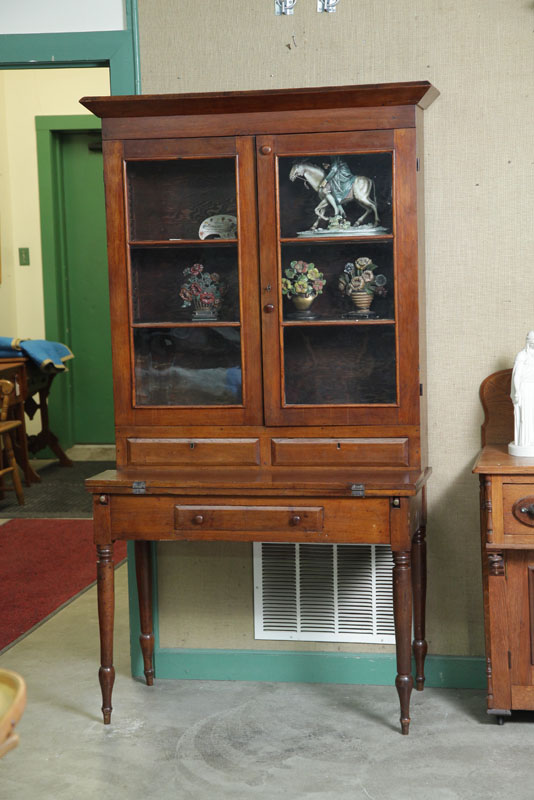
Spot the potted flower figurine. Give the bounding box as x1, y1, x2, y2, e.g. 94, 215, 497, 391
179, 263, 227, 321
338, 256, 387, 318
281, 260, 326, 319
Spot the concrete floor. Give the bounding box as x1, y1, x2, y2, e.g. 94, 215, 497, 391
1, 560, 533, 800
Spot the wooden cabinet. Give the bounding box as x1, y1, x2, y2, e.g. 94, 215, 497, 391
82, 82, 438, 734
474, 369, 534, 721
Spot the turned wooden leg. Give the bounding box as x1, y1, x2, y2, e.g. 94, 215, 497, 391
393, 549, 414, 735
4, 431, 25, 505
411, 526, 427, 691
135, 540, 155, 686
97, 543, 115, 724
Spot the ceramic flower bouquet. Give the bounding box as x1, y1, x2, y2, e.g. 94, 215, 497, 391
338, 256, 387, 317
281, 260, 326, 318
179, 263, 227, 321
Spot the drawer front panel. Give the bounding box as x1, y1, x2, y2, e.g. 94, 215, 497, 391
108, 496, 390, 544
503, 484, 534, 535
127, 438, 260, 467
175, 505, 324, 532
271, 438, 409, 467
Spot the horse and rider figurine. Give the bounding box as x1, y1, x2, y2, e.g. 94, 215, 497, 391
289, 156, 381, 233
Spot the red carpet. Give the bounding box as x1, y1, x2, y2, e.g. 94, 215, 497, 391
0, 519, 127, 650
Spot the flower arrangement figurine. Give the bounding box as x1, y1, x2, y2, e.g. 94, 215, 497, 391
338, 257, 387, 317
179, 263, 227, 321
281, 260, 326, 318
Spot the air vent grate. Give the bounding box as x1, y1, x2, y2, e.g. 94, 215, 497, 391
253, 542, 395, 644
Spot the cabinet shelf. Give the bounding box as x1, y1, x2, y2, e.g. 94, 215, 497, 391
280, 235, 393, 245
129, 239, 238, 247
281, 318, 395, 326
132, 321, 241, 328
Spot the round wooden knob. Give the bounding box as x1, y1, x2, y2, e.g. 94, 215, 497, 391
259, 145, 272, 155
290, 515, 301, 526
264, 304, 275, 313
193, 515, 204, 525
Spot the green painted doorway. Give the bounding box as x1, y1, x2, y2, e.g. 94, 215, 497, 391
37, 118, 114, 446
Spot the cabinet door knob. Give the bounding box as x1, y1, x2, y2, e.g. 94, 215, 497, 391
193, 515, 204, 525
290, 515, 301, 526
259, 145, 272, 155
264, 303, 275, 313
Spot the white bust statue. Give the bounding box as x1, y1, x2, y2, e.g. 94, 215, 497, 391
509, 331, 534, 456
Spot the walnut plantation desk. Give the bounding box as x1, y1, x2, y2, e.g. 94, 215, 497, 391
82, 81, 438, 734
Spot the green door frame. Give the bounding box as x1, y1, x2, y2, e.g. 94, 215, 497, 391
36, 115, 104, 451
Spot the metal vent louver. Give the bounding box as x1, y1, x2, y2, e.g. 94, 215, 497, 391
253, 542, 395, 644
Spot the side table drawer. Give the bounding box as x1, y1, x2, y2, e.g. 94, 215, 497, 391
175, 504, 324, 532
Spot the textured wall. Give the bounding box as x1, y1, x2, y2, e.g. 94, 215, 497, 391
138, 0, 534, 656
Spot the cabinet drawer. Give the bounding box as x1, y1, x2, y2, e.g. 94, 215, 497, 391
175, 505, 324, 532
127, 438, 260, 467
503, 484, 534, 535
271, 438, 409, 467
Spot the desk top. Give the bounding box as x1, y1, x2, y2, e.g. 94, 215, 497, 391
86, 465, 431, 497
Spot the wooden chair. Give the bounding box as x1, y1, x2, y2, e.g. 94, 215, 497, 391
479, 368, 513, 446
0, 379, 25, 505
0, 670, 26, 758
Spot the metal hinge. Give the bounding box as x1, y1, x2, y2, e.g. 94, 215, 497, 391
508, 651, 512, 669
350, 483, 365, 497
132, 481, 146, 495
416, 157, 420, 171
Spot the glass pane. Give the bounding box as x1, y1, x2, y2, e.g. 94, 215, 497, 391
134, 327, 242, 406
279, 152, 392, 238
283, 326, 396, 406
127, 158, 237, 241
280, 241, 394, 322
131, 245, 239, 324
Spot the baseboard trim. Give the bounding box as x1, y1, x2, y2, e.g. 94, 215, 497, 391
132, 648, 485, 690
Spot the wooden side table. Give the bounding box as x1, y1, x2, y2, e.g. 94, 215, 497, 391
473, 369, 534, 722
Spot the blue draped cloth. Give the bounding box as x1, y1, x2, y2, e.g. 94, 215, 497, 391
0, 337, 74, 373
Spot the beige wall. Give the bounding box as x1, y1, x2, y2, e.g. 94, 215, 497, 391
138, 0, 534, 657
0, 68, 110, 340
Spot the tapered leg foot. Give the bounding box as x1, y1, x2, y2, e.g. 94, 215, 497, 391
99, 665, 115, 724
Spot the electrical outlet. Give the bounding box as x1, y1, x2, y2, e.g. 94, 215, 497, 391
18, 248, 30, 266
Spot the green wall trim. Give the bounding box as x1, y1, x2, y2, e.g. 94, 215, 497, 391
133, 648, 485, 690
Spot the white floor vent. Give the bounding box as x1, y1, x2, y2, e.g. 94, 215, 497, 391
253, 542, 395, 644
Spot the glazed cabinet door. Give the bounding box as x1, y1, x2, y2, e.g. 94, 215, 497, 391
256, 130, 421, 427
103, 136, 263, 427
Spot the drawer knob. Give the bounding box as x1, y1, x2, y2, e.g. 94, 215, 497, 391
290, 515, 301, 526
520, 504, 534, 518
193, 515, 204, 525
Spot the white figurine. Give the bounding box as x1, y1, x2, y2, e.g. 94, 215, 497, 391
509, 331, 534, 456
